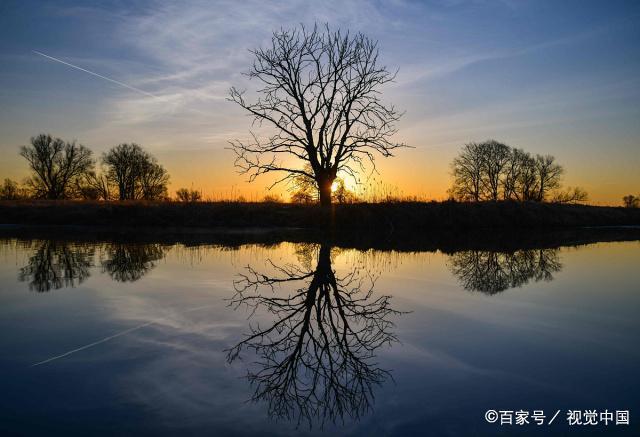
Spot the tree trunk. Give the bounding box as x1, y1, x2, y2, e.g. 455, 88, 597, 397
318, 176, 334, 207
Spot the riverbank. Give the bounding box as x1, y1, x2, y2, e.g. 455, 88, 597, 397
1, 200, 639, 232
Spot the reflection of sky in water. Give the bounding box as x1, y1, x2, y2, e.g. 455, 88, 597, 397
0, 239, 638, 435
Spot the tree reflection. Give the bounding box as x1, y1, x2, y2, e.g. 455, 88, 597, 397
17, 240, 167, 290
100, 243, 166, 282
18, 241, 93, 292
448, 248, 562, 294
227, 244, 402, 427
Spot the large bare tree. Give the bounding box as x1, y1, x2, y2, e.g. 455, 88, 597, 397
229, 24, 406, 206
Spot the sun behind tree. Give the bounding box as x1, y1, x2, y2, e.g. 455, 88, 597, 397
229, 23, 407, 206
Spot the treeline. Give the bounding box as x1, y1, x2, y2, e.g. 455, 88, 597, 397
1, 134, 170, 201
448, 140, 588, 204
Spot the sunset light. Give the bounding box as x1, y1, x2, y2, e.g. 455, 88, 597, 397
0, 2, 639, 436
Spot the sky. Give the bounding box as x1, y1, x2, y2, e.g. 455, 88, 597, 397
0, 0, 638, 204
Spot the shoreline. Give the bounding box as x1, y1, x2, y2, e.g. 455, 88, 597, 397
2, 222, 639, 253
1, 200, 639, 232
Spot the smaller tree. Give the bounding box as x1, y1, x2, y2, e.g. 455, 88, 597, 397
175, 188, 202, 202
20, 134, 94, 199
514, 150, 539, 201
551, 187, 589, 204
74, 172, 111, 200
623, 194, 639, 208
331, 179, 358, 204
449, 142, 485, 201
139, 157, 169, 200
480, 140, 511, 201
534, 154, 563, 201
103, 143, 169, 201
0, 178, 20, 200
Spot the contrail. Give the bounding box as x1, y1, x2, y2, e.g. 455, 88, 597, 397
31, 304, 216, 367
32, 50, 159, 99
31, 321, 155, 367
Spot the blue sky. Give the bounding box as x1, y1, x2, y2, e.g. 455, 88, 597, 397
1, 0, 639, 203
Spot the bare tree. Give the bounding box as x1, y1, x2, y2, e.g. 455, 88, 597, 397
139, 157, 169, 200
175, 188, 202, 202
502, 147, 524, 200
0, 178, 21, 200
551, 186, 589, 204
450, 142, 578, 203
19, 134, 94, 199
481, 140, 510, 200
622, 194, 639, 208
103, 144, 144, 200
74, 171, 111, 200
534, 154, 563, 201
229, 24, 406, 206
449, 142, 485, 201
103, 143, 169, 200
514, 150, 539, 201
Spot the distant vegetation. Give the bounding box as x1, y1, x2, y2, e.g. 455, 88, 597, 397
448, 140, 588, 204
175, 187, 202, 202
3, 134, 169, 201
1, 134, 635, 209
623, 194, 639, 208
19, 134, 94, 200
102, 143, 169, 201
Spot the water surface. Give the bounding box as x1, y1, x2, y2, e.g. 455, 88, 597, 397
0, 231, 638, 435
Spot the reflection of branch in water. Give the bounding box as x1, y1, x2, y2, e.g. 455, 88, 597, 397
227, 244, 402, 427
100, 243, 166, 282
448, 249, 562, 294
18, 241, 93, 292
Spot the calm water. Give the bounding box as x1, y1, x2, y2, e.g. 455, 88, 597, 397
0, 232, 638, 436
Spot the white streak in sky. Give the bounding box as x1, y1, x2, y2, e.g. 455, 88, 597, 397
32, 50, 159, 99
31, 304, 216, 367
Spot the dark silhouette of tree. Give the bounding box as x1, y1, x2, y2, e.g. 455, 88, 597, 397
502, 148, 539, 201
482, 140, 511, 201
534, 154, 563, 201
103, 143, 169, 200
0, 178, 23, 200
19, 134, 94, 199
449, 142, 485, 201
74, 171, 111, 200
18, 240, 94, 292
229, 24, 407, 206
622, 194, 639, 208
447, 248, 562, 294
551, 186, 589, 204
175, 187, 202, 202
100, 243, 166, 282
449, 141, 580, 203
227, 244, 402, 426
